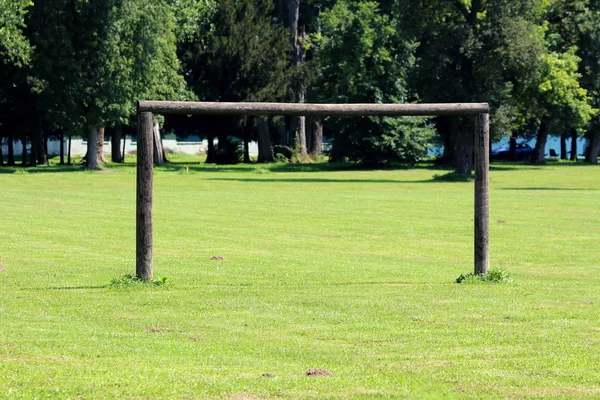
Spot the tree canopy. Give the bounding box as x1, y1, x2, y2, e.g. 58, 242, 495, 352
0, 0, 598, 169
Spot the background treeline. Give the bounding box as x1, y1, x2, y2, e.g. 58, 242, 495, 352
0, 0, 599, 171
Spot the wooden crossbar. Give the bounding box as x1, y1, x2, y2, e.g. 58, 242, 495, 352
138, 100, 490, 117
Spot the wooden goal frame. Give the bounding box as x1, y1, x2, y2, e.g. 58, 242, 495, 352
136, 101, 490, 281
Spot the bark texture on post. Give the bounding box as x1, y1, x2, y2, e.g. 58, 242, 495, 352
138, 101, 490, 117
474, 113, 490, 275
137, 112, 154, 281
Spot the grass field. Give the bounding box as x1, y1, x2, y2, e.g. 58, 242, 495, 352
1, 159, 599, 399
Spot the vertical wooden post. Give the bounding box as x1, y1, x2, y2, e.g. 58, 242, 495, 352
137, 111, 154, 281
474, 113, 490, 274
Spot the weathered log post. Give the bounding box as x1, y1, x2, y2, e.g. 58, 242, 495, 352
474, 112, 490, 275
137, 111, 154, 281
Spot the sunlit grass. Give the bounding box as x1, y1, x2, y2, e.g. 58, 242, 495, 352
0, 160, 599, 398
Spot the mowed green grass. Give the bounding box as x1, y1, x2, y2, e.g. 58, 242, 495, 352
0, 160, 599, 399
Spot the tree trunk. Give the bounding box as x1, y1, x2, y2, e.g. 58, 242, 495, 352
206, 135, 216, 163
30, 112, 46, 166
122, 132, 126, 163
285, 0, 307, 160
587, 130, 599, 164
87, 127, 100, 170
455, 125, 474, 174
112, 124, 122, 163
329, 136, 345, 163
30, 115, 42, 166
509, 135, 517, 161
560, 133, 567, 160
436, 117, 456, 166
273, 118, 286, 146
7, 132, 14, 166
21, 135, 27, 166
152, 122, 165, 166
243, 117, 252, 163
531, 116, 550, 165
257, 117, 274, 163
570, 129, 578, 161
43, 134, 49, 165
97, 127, 107, 163
59, 131, 65, 165
308, 118, 323, 157
67, 135, 72, 165
292, 97, 307, 160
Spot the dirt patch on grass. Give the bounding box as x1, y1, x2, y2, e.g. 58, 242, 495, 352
306, 369, 333, 377
210, 256, 226, 261
230, 395, 264, 400
261, 372, 275, 377
0, 265, 5, 271
147, 327, 169, 333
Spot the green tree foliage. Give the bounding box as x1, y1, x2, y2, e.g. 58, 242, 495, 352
179, 0, 293, 163
26, 0, 190, 168
397, 0, 547, 171
181, 0, 291, 103
313, 0, 434, 166
537, 48, 595, 131
0, 0, 32, 67
545, 0, 600, 162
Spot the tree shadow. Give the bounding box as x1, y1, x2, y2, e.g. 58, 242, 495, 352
205, 177, 434, 184
0, 165, 87, 174
0, 161, 140, 174
22, 285, 108, 291
500, 187, 599, 191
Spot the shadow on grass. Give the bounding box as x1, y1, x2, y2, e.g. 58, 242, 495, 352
3, 158, 589, 175
0, 161, 139, 174
500, 187, 599, 191
22, 285, 108, 291
0, 165, 87, 174
160, 161, 382, 174
205, 177, 434, 184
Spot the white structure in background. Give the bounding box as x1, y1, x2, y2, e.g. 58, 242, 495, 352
1, 133, 259, 157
